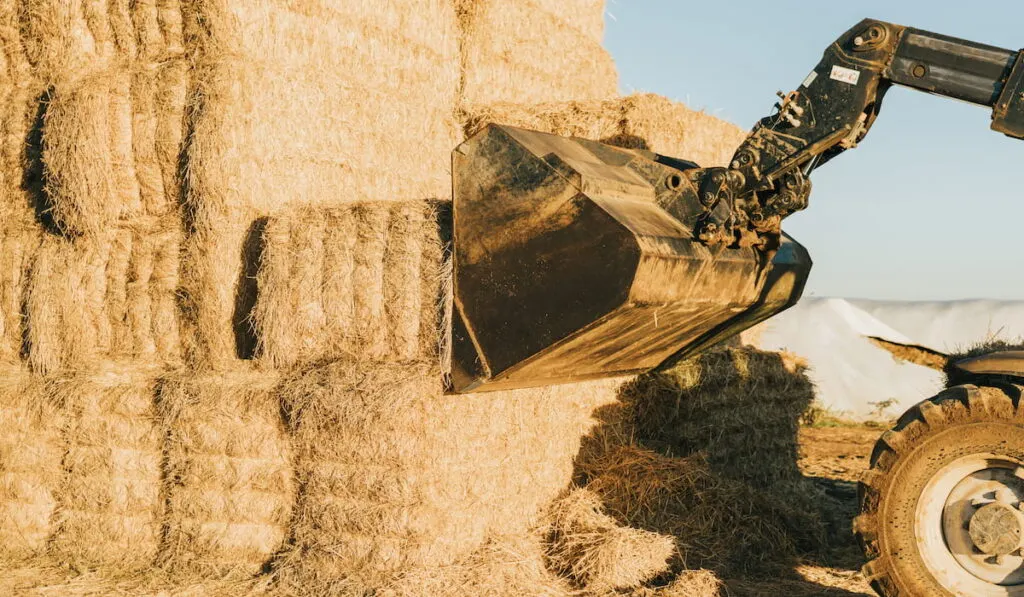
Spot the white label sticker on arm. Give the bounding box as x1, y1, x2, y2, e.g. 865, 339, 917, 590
802, 71, 818, 88
830, 65, 861, 85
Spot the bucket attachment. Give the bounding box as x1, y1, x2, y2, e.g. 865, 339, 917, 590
450, 125, 811, 393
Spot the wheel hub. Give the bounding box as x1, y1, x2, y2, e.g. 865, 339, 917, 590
917, 455, 1024, 595
970, 502, 1024, 557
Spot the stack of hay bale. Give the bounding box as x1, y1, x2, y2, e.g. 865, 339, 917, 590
573, 348, 832, 578
0, 0, 797, 595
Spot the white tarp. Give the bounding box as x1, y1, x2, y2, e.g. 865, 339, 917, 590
752, 297, 944, 420
850, 299, 1024, 353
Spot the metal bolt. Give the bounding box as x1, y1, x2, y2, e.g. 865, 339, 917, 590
854, 36, 865, 47
731, 161, 741, 169
912, 64, 927, 78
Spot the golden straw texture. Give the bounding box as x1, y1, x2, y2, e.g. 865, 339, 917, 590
158, 367, 293, 578
179, 0, 459, 367
0, 368, 62, 562
253, 201, 446, 369
277, 358, 619, 593
24, 220, 182, 375
458, 0, 618, 106
464, 93, 748, 167
23, 0, 189, 236
0, 225, 41, 363
47, 364, 164, 571
546, 488, 675, 591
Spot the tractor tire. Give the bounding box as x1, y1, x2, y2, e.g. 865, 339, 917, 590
855, 383, 1024, 597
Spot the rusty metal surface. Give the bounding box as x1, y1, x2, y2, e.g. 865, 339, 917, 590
955, 351, 1024, 379
450, 125, 811, 393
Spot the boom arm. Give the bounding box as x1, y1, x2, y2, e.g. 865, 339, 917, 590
691, 19, 1024, 248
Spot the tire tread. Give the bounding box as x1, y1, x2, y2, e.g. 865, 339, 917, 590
855, 383, 1023, 596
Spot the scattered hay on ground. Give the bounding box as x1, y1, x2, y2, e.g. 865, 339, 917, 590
629, 570, 724, 597
577, 444, 817, 577
253, 201, 446, 369
385, 532, 572, 597
157, 367, 293, 579
0, 368, 62, 562
573, 347, 831, 577
463, 93, 747, 167
47, 363, 164, 571
0, 563, 276, 597
545, 488, 674, 592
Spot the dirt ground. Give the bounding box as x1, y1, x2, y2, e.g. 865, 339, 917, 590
723, 425, 881, 597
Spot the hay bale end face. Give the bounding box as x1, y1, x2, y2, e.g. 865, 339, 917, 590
158, 367, 293, 578
47, 364, 164, 571
0, 369, 62, 562
253, 201, 446, 369
25, 221, 182, 375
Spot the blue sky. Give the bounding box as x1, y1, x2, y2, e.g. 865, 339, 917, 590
604, 1, 1024, 300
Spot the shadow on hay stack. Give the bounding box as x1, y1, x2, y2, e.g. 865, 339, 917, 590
573, 348, 835, 581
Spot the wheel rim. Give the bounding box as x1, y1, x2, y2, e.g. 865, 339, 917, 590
917, 454, 1024, 596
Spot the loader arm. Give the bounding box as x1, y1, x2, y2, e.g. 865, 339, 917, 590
692, 18, 1024, 248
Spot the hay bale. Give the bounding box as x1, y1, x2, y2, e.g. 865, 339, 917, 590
546, 488, 674, 591
620, 347, 814, 488
24, 221, 182, 375
20, 0, 118, 85
0, 1, 43, 227
464, 94, 748, 167
253, 201, 445, 369
48, 364, 164, 571
531, 0, 607, 43
458, 0, 618, 106
130, 60, 189, 219
577, 444, 814, 576
20, 0, 188, 236
277, 358, 618, 592
158, 367, 293, 578
0, 225, 42, 364
41, 69, 188, 236
0, 367, 63, 562
180, 0, 459, 366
